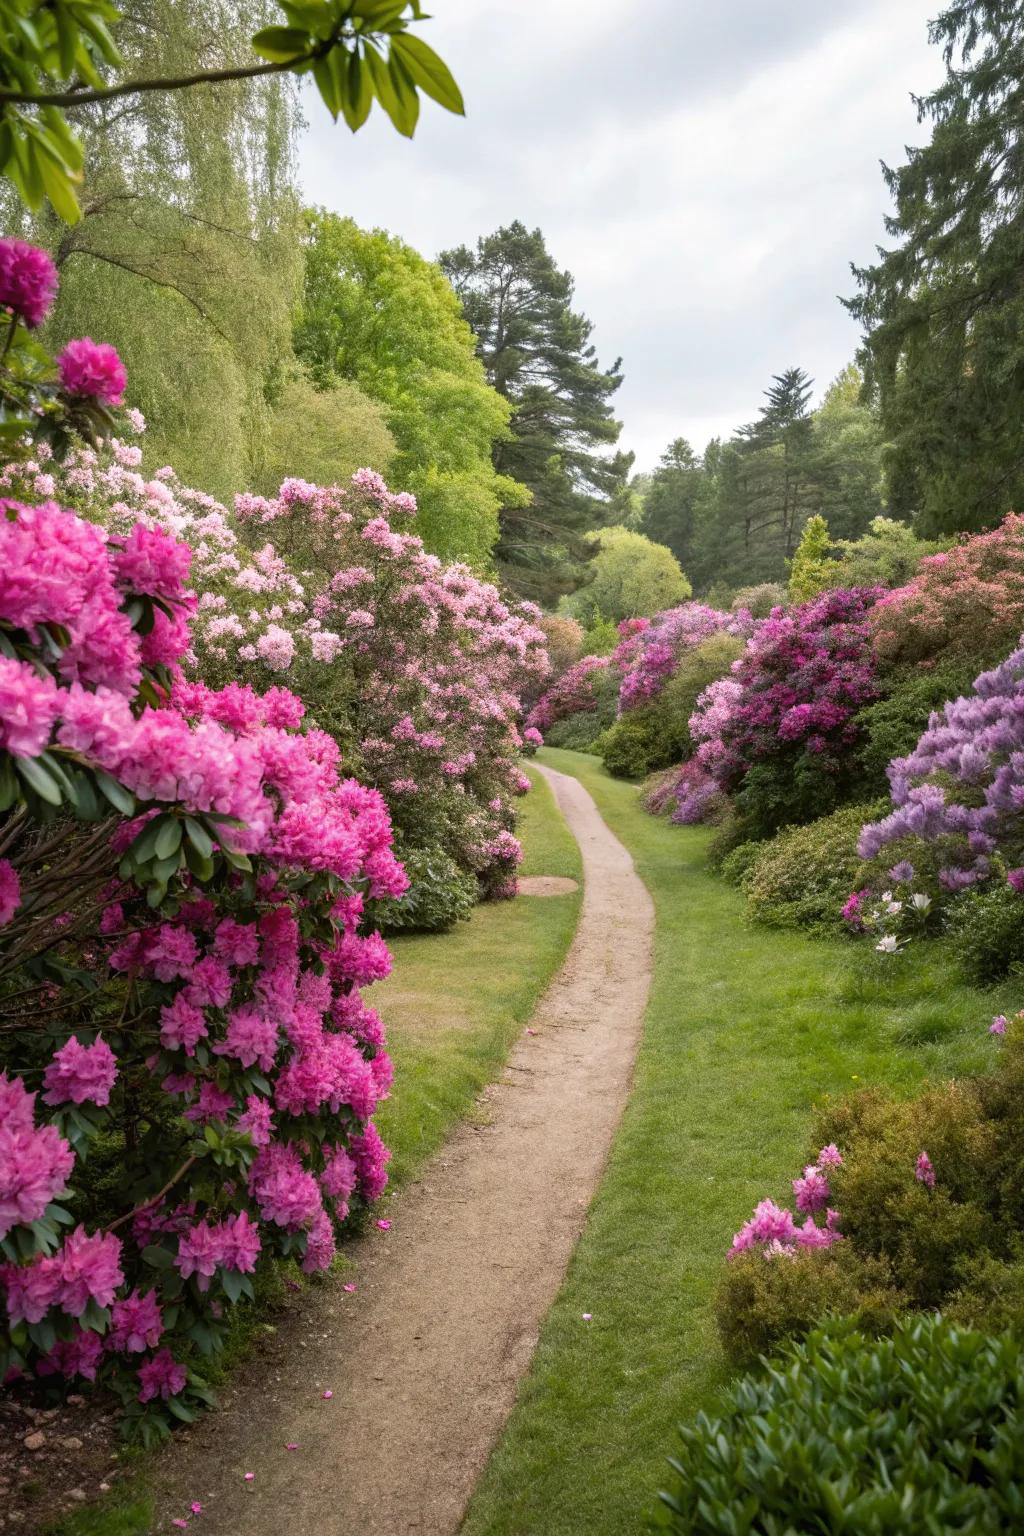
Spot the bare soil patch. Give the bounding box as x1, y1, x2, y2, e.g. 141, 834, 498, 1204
517, 875, 579, 896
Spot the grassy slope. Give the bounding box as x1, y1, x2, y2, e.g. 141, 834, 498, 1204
50, 764, 581, 1536
463, 748, 1014, 1536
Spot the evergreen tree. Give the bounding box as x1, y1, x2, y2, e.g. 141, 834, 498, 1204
846, 0, 1024, 536
439, 221, 629, 600
639, 437, 710, 572
809, 365, 887, 541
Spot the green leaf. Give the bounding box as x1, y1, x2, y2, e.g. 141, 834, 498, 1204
386, 50, 420, 136
184, 816, 214, 858
94, 769, 135, 814
312, 53, 344, 119
391, 33, 464, 114
141, 1244, 175, 1270
166, 1397, 196, 1423
154, 816, 183, 861
251, 25, 311, 62
340, 51, 374, 132
14, 753, 62, 806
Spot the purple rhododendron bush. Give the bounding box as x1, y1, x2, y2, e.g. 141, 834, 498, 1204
0, 492, 406, 1437
1, 435, 549, 918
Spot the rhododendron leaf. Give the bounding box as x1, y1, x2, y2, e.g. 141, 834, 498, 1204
390, 33, 463, 114
14, 753, 62, 805
154, 817, 183, 861
94, 769, 135, 814
183, 841, 215, 882
184, 816, 213, 858
0, 757, 18, 812
27, 1319, 57, 1353
221, 846, 253, 873
221, 1269, 244, 1303
250, 25, 311, 63
167, 1398, 196, 1423
142, 1244, 175, 1270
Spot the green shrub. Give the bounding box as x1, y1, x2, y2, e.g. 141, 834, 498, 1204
716, 1247, 903, 1367
657, 1317, 1024, 1534
596, 708, 688, 779
544, 710, 607, 751
947, 881, 1024, 985
717, 840, 763, 888
659, 632, 745, 755
371, 844, 478, 933
949, 1243, 1024, 1332
741, 799, 889, 935
857, 658, 980, 791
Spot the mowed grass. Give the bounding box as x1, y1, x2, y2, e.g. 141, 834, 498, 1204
463, 748, 1014, 1536
48, 763, 580, 1536
374, 762, 582, 1182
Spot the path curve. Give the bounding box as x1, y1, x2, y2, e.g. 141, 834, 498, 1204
155, 764, 654, 1535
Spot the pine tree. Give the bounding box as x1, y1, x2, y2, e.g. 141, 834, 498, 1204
846, 0, 1024, 536
639, 438, 710, 572
439, 221, 629, 600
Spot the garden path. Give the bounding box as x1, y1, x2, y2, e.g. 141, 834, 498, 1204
154, 764, 653, 1535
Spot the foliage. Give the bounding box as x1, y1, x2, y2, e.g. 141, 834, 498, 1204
787, 513, 834, 602
595, 710, 685, 781
855, 657, 980, 789
946, 881, 1024, 985
715, 1247, 902, 1367
637, 437, 711, 576
0, 490, 404, 1435
846, 1, 1024, 537
729, 581, 785, 618
536, 614, 584, 678
829, 517, 939, 593
371, 844, 477, 934
0, 0, 464, 223
295, 211, 523, 565
440, 222, 629, 600
639, 759, 725, 825
858, 641, 1024, 902
658, 1316, 1024, 1534
566, 525, 690, 628
251, 375, 394, 497
870, 513, 1024, 669
579, 612, 620, 657
691, 587, 881, 838
740, 800, 889, 935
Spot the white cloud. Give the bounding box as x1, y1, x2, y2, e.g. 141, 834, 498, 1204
298, 0, 943, 471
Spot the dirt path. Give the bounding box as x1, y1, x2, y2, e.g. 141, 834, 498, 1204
154, 764, 654, 1535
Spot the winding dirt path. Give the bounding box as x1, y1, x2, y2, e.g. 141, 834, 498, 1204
154, 764, 654, 1535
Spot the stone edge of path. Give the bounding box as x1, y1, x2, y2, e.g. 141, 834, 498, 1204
151, 762, 655, 1536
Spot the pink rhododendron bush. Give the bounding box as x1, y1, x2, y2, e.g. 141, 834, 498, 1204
0, 494, 405, 1437
1, 443, 549, 920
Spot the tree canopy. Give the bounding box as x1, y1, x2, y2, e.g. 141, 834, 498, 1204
440, 221, 630, 601
565, 525, 691, 627
295, 210, 525, 564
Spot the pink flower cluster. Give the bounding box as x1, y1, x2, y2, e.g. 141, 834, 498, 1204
729, 1145, 844, 1259
616, 604, 750, 712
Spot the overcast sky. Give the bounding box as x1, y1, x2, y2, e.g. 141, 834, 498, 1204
298, 0, 943, 473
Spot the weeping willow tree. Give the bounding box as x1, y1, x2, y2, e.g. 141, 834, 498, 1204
9, 1, 302, 498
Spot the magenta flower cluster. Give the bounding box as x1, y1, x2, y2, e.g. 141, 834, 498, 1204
690, 588, 881, 799
526, 653, 609, 735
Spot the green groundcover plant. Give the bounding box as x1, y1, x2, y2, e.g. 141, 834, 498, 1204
656, 1315, 1024, 1534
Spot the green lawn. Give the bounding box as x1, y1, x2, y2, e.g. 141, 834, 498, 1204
374, 761, 582, 1183
462, 748, 1013, 1536
48, 763, 581, 1536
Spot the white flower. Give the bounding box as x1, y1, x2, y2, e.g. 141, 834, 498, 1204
911, 893, 932, 912
886, 900, 903, 915
880, 890, 893, 903
875, 935, 903, 954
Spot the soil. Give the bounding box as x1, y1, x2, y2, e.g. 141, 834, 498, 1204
516, 875, 579, 896
150, 763, 655, 1535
